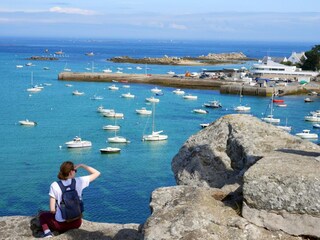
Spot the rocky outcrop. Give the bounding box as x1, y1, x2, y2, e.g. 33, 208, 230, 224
169, 114, 320, 238
28, 56, 58, 61
109, 52, 248, 66
143, 186, 302, 240
0, 216, 142, 240
198, 52, 247, 60
172, 114, 318, 188
242, 151, 320, 237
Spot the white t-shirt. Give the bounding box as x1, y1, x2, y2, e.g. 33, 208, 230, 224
49, 176, 90, 222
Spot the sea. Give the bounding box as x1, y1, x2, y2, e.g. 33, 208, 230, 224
0, 37, 319, 224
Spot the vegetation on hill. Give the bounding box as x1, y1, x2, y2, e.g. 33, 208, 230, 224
301, 45, 320, 71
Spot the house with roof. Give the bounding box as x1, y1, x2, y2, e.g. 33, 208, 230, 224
261, 56, 287, 64
287, 52, 307, 64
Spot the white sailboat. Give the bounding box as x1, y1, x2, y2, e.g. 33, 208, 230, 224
26, 72, 42, 93
107, 129, 130, 143
142, 103, 168, 141
261, 94, 280, 124
234, 86, 250, 112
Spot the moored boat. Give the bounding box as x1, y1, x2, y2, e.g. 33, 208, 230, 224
103, 125, 120, 130
108, 84, 119, 90
313, 123, 320, 129
19, 119, 37, 126
193, 109, 208, 114
234, 105, 251, 112
136, 107, 152, 115
183, 94, 198, 100
203, 100, 222, 108
145, 96, 160, 103
100, 147, 121, 154
107, 136, 130, 143
121, 92, 135, 98
273, 99, 284, 103
172, 89, 185, 95
72, 90, 85, 96
295, 130, 318, 139
65, 136, 92, 148
200, 123, 210, 128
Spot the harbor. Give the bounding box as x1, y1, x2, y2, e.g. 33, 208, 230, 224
58, 72, 320, 97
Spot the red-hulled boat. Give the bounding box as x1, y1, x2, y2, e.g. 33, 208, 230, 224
273, 99, 284, 103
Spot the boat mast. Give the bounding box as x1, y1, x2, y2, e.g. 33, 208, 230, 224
152, 102, 155, 133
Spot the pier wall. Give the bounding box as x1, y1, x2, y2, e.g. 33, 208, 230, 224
58, 72, 319, 97
220, 85, 273, 97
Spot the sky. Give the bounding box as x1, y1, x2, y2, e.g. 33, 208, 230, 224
1, 0, 320, 41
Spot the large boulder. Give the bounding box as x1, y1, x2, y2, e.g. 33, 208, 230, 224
143, 186, 301, 240
172, 114, 319, 188
243, 151, 320, 237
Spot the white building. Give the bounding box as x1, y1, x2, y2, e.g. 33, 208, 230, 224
287, 52, 307, 64
250, 57, 318, 81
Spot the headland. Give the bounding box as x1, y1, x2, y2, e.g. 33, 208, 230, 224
109, 52, 250, 65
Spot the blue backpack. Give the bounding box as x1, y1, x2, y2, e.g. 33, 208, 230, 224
57, 179, 84, 222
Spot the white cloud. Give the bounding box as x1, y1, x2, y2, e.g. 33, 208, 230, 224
49, 6, 97, 15
169, 23, 187, 30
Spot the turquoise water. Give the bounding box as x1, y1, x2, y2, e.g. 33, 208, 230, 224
0, 38, 319, 224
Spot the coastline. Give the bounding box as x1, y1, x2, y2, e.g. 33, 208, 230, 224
58, 72, 320, 97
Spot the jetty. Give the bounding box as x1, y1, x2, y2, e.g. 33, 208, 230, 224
58, 72, 319, 97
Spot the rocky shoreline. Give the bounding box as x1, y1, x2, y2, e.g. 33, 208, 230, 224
1, 114, 319, 239
27, 56, 58, 61
109, 52, 250, 65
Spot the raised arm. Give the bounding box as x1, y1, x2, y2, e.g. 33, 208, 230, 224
74, 164, 101, 182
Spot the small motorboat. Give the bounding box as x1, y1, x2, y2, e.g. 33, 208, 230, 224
313, 123, 320, 129
234, 105, 251, 112
273, 99, 284, 103
295, 130, 318, 139
102, 68, 112, 73
90, 95, 103, 100
276, 104, 287, 107
72, 90, 84, 96
19, 119, 37, 126
108, 84, 119, 90
65, 136, 92, 148
200, 123, 210, 128
103, 125, 120, 130
183, 94, 198, 100
172, 89, 185, 95
136, 107, 152, 115
151, 87, 162, 94
100, 147, 121, 154
107, 136, 130, 143
304, 97, 314, 103
145, 96, 160, 103
193, 109, 208, 114
102, 110, 124, 118
121, 92, 135, 98
203, 100, 222, 108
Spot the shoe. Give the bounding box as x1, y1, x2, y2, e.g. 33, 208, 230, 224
42, 231, 53, 238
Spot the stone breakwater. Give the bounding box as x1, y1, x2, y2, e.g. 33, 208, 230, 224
58, 72, 319, 96
110, 52, 249, 65
2, 114, 320, 239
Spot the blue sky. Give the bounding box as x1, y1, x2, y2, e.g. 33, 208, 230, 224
1, 0, 320, 41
